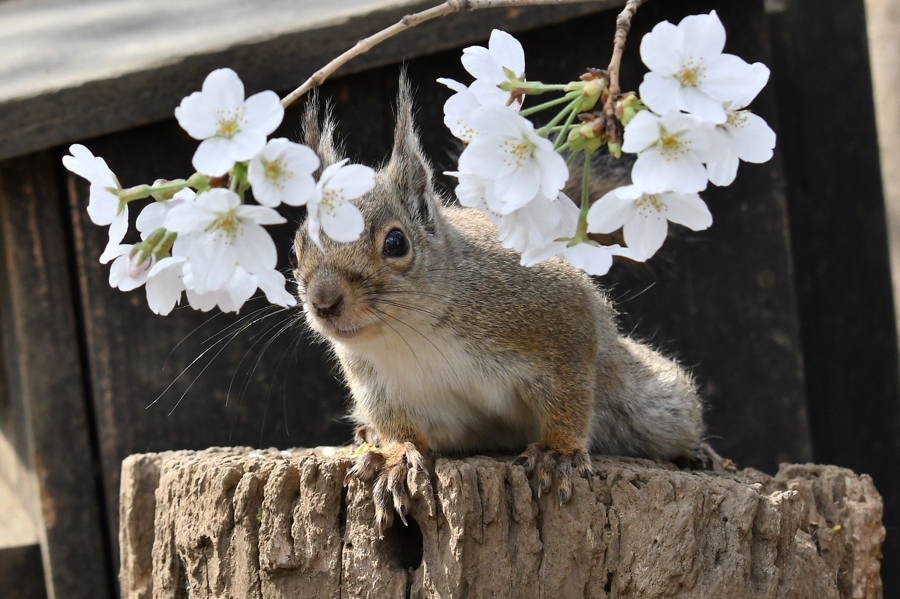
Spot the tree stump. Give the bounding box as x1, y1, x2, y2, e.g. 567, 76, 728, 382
118, 448, 884, 599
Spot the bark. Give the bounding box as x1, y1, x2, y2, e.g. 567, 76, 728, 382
118, 448, 885, 599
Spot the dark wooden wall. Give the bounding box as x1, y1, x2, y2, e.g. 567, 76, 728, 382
0, 0, 896, 597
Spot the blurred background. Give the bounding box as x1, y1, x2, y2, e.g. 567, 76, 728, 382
0, 0, 898, 597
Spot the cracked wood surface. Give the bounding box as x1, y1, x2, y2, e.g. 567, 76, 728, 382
119, 448, 885, 599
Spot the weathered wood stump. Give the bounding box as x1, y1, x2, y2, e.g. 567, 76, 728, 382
118, 448, 885, 599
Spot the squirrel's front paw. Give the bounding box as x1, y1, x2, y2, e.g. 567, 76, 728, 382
512, 443, 593, 504
344, 442, 429, 535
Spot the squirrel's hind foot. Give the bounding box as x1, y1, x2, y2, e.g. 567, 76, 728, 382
512, 443, 594, 504
672, 441, 737, 473
345, 442, 429, 536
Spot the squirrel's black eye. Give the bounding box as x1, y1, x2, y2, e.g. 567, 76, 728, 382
383, 229, 409, 258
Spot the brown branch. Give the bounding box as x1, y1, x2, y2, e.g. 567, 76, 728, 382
604, 0, 647, 118
281, 0, 626, 108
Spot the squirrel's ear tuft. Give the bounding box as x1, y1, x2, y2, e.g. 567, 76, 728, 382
387, 73, 439, 234
302, 91, 344, 171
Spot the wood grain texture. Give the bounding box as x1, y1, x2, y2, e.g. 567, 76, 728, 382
767, 1, 900, 593
0, 151, 112, 599
0, 0, 620, 161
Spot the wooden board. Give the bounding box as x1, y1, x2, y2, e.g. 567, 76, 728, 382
0, 152, 112, 599
0, 0, 620, 161
768, 0, 900, 590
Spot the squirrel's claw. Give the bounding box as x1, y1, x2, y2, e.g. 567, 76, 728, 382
344, 450, 384, 486
351, 442, 430, 534
514, 443, 593, 504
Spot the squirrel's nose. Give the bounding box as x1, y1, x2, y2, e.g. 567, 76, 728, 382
310, 283, 344, 318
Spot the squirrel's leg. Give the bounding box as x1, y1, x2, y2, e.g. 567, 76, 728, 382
345, 412, 430, 535
514, 376, 594, 504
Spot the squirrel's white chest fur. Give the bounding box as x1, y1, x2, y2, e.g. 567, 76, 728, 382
339, 327, 541, 453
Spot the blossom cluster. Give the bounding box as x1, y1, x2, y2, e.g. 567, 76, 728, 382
64, 68, 375, 314
439, 11, 776, 273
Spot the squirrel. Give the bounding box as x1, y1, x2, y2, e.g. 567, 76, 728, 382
292, 77, 724, 533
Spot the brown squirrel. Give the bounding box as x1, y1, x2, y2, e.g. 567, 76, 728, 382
292, 78, 723, 533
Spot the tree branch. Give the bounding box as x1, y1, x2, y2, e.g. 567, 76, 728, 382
603, 0, 647, 118
280, 0, 632, 108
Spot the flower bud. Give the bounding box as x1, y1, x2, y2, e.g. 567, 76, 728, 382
614, 93, 646, 127
126, 247, 152, 278
607, 142, 622, 159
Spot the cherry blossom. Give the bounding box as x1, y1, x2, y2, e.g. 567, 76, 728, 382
136, 188, 194, 239
559, 242, 631, 277
459, 107, 568, 211
461, 29, 525, 107
306, 159, 375, 249
185, 265, 257, 313
588, 184, 712, 261
164, 188, 287, 297
146, 257, 187, 316
638, 11, 764, 124
436, 78, 482, 143
622, 110, 713, 194
248, 138, 320, 207
175, 68, 284, 177
108, 245, 152, 291
706, 101, 776, 186
62, 144, 128, 263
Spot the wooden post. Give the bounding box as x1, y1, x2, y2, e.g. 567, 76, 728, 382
119, 448, 885, 599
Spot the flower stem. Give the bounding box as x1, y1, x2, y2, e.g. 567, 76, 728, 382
519, 91, 579, 117
538, 97, 581, 138
574, 151, 593, 243
554, 102, 581, 151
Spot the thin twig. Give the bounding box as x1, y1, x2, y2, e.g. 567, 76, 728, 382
604, 0, 646, 118
281, 0, 624, 108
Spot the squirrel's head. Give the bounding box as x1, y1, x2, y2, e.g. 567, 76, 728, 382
293, 76, 451, 345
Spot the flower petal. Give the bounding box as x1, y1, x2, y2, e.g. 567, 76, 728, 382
622, 111, 661, 154
729, 112, 776, 163
146, 257, 186, 315
587, 188, 634, 233
662, 192, 712, 230
323, 164, 376, 200
232, 222, 278, 273
623, 209, 668, 261
192, 137, 235, 176
640, 21, 684, 75
461, 46, 505, 82
255, 268, 297, 307
235, 204, 287, 226
228, 130, 267, 162
701, 54, 760, 104
638, 72, 681, 116
706, 153, 739, 186
677, 86, 727, 124
562, 243, 613, 276
201, 68, 245, 112
100, 208, 129, 264
320, 201, 365, 243
243, 90, 284, 136
631, 150, 708, 194
488, 29, 525, 76
679, 11, 726, 60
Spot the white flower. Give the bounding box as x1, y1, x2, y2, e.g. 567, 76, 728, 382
588, 184, 712, 261
498, 191, 576, 258
459, 107, 568, 211
461, 29, 525, 107
164, 188, 285, 294
559, 243, 630, 277
622, 110, 713, 194
146, 256, 187, 315
638, 11, 766, 124
136, 188, 195, 239
62, 144, 128, 264
307, 159, 375, 249
185, 265, 257, 313
108, 245, 152, 291
248, 138, 320, 207
706, 101, 776, 186
436, 79, 482, 143
175, 68, 284, 177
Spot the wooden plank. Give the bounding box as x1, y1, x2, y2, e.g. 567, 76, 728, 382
768, 0, 900, 590
0, 152, 113, 599
0, 0, 620, 161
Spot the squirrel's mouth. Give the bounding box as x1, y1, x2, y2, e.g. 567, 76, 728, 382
314, 317, 371, 341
